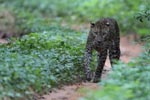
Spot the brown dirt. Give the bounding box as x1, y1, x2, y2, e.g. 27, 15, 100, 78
0, 39, 8, 44
39, 36, 142, 100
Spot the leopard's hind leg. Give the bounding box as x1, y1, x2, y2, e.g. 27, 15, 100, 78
109, 40, 120, 67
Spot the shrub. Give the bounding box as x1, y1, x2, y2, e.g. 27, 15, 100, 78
0, 27, 87, 100
0, 0, 150, 36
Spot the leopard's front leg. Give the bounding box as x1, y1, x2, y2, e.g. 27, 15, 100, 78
84, 33, 95, 81
84, 46, 93, 81
93, 49, 107, 83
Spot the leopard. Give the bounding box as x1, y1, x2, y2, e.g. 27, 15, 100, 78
84, 18, 120, 83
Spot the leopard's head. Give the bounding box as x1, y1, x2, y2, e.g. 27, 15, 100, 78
90, 19, 114, 45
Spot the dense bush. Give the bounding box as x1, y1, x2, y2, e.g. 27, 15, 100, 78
0, 0, 150, 36
81, 40, 150, 100
0, 27, 88, 100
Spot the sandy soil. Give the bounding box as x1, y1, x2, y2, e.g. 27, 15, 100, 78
38, 36, 142, 100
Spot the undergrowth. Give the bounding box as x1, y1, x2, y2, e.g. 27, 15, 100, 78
0, 27, 89, 100
0, 0, 150, 36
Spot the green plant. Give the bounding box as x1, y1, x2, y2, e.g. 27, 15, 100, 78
0, 27, 89, 99
0, 0, 150, 37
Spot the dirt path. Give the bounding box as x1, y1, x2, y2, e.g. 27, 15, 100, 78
0, 39, 8, 44
39, 36, 142, 100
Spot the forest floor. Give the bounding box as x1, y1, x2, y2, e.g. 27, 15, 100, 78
0, 34, 142, 100
38, 35, 142, 100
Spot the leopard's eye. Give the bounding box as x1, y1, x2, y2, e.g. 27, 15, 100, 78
94, 32, 98, 35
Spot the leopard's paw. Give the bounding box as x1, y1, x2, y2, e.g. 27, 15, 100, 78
85, 71, 94, 82
93, 77, 101, 83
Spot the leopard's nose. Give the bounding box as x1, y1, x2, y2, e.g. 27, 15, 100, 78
97, 40, 102, 43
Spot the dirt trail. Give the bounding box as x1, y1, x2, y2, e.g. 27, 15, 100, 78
0, 36, 142, 100
39, 36, 142, 100
0, 39, 8, 44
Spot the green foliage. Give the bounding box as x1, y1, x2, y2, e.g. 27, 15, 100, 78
136, 10, 150, 22
135, 10, 150, 37
0, 0, 150, 36
81, 42, 150, 100
0, 27, 88, 99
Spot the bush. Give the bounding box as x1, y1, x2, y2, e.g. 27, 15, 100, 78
0, 0, 150, 36
0, 27, 87, 100
81, 40, 150, 100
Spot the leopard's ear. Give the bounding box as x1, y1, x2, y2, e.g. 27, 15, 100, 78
90, 22, 95, 28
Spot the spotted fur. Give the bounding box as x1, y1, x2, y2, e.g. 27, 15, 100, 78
84, 18, 120, 82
